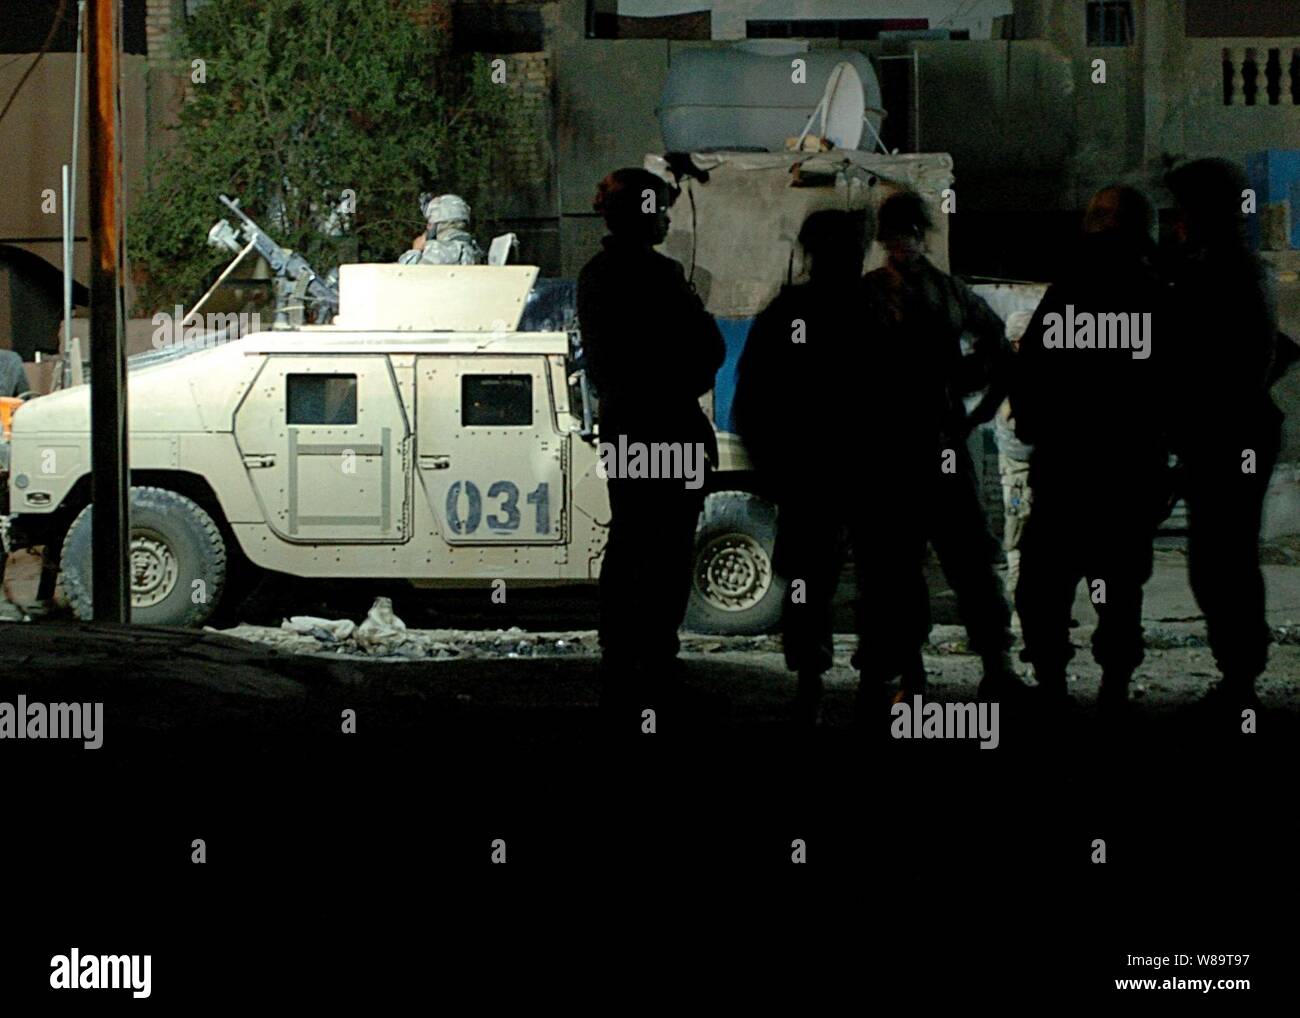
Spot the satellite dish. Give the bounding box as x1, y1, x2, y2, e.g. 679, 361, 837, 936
795, 61, 866, 151
822, 62, 865, 150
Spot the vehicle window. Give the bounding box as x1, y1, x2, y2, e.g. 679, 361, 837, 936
462, 374, 532, 426
287, 374, 357, 425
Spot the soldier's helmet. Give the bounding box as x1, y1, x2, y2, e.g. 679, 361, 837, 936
423, 193, 472, 227
876, 189, 933, 242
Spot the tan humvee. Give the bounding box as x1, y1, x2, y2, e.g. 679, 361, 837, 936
2, 265, 620, 628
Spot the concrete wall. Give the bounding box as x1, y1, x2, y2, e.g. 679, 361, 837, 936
855, 6, 1145, 214
908, 39, 1081, 209
552, 0, 671, 275
1011, 0, 1300, 192
1168, 38, 1300, 162
869, 1, 1300, 273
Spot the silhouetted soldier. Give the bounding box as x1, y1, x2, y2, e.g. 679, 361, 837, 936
735, 210, 929, 723
577, 168, 726, 711
1165, 159, 1283, 712
1011, 186, 1170, 711
863, 190, 1024, 701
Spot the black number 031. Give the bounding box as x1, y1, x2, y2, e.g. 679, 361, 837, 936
446, 480, 550, 534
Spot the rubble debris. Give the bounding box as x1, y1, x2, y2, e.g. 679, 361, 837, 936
1142, 626, 1209, 649
213, 613, 1297, 664
218, 603, 597, 661
354, 597, 408, 653
282, 616, 357, 642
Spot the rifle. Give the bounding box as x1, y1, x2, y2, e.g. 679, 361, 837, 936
209, 194, 339, 327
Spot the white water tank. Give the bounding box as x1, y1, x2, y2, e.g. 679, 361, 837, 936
658, 48, 884, 153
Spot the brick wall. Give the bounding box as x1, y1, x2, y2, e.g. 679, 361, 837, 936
493, 50, 554, 215
145, 0, 178, 61
453, 1, 560, 263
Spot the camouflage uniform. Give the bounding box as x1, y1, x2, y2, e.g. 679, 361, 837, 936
995, 405, 1032, 598
397, 224, 484, 266
994, 309, 1035, 598
397, 193, 484, 266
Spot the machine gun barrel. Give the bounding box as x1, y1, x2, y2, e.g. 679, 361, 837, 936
217, 194, 339, 323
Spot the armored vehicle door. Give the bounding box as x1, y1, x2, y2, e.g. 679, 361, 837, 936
416, 355, 565, 544
234, 355, 410, 542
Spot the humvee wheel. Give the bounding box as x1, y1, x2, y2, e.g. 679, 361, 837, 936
61, 486, 227, 626
685, 490, 786, 635
128, 534, 181, 609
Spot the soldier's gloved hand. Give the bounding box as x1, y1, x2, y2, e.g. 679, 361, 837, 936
412, 233, 427, 252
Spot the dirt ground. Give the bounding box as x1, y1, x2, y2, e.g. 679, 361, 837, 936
5, 543, 1300, 715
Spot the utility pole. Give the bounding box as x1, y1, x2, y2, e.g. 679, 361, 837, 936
87, 0, 129, 622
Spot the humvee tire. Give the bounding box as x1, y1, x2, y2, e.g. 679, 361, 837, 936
685, 489, 785, 635
61, 486, 227, 626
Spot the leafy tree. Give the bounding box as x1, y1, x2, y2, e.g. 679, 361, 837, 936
129, 0, 514, 313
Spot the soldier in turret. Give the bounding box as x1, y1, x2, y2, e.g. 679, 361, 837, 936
398, 193, 484, 266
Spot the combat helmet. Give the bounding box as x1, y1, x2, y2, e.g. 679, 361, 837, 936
421, 193, 472, 228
